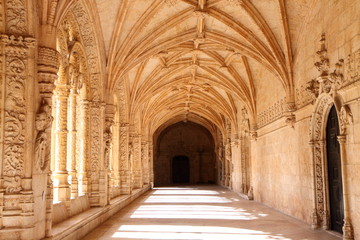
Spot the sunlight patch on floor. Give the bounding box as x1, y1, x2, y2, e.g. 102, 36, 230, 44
111, 225, 290, 240
81, 186, 338, 240
144, 195, 231, 203
153, 189, 220, 195
130, 204, 258, 220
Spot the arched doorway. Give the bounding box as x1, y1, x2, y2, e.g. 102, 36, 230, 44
326, 106, 344, 233
153, 121, 216, 186
172, 156, 190, 183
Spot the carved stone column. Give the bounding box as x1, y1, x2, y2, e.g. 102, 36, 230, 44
309, 140, 319, 229
239, 136, 247, 193
0, 34, 37, 239
149, 142, 154, 187
224, 140, 232, 188
67, 87, 78, 199
130, 132, 142, 190
320, 140, 330, 229
53, 84, 71, 205
119, 123, 131, 194
37, 45, 58, 237
337, 135, 354, 240
218, 143, 225, 186
88, 101, 106, 207
142, 141, 150, 185
79, 100, 90, 196
104, 104, 115, 204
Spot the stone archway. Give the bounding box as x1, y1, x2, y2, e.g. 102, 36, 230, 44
154, 121, 216, 187
309, 93, 354, 239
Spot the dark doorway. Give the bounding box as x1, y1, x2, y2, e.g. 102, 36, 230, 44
326, 106, 344, 233
172, 156, 190, 183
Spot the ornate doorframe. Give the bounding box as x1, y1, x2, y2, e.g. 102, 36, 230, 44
309, 93, 354, 239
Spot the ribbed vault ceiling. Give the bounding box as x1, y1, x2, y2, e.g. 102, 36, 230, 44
88, 0, 312, 133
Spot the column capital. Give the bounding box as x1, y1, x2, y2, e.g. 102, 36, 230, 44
38, 46, 59, 98
38, 46, 59, 70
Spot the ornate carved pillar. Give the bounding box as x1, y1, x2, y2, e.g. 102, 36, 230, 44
149, 142, 154, 187
119, 123, 131, 194
309, 140, 320, 229
79, 100, 90, 196
37, 45, 58, 237
141, 141, 150, 186
0, 34, 36, 238
239, 135, 247, 193
320, 140, 330, 229
130, 131, 142, 190
218, 143, 225, 186
337, 135, 354, 240
88, 101, 105, 207
104, 104, 115, 204
67, 87, 78, 199
224, 139, 232, 188
53, 84, 71, 205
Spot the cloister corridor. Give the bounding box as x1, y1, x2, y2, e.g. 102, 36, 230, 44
82, 185, 340, 240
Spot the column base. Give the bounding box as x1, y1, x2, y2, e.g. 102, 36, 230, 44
343, 219, 354, 240
311, 209, 319, 229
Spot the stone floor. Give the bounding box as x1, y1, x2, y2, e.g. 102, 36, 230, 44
82, 185, 341, 240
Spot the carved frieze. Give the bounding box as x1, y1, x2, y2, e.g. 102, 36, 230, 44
297, 83, 317, 108
257, 97, 286, 128
5, 0, 27, 35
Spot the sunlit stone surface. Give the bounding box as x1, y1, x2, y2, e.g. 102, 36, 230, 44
82, 185, 340, 240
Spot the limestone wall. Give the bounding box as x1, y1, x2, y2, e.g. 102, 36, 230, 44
251, 0, 360, 238
253, 113, 313, 223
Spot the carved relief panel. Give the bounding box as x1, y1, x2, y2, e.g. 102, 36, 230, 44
1, 35, 35, 194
